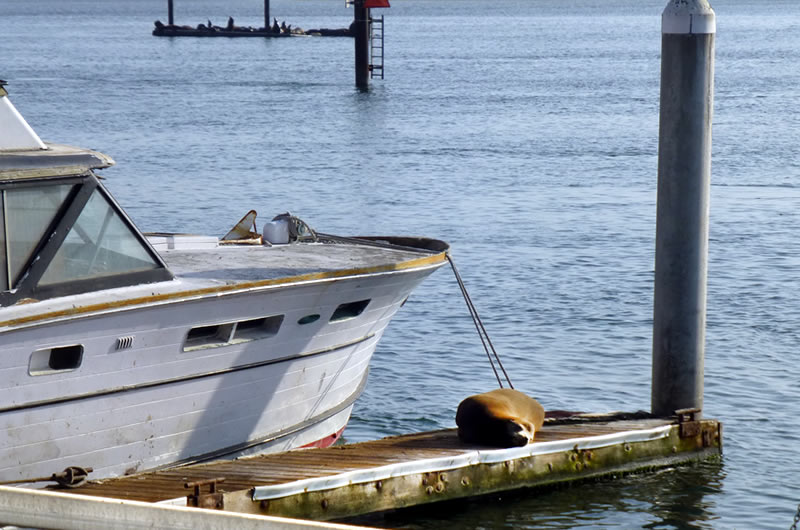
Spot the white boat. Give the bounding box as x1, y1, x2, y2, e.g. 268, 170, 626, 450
0, 83, 448, 485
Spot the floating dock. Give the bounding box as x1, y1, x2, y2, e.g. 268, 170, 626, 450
59, 410, 720, 522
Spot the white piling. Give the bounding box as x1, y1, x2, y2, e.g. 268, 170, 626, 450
651, 0, 716, 418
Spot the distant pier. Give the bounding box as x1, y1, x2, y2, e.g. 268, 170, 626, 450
152, 20, 352, 38
154, 0, 351, 38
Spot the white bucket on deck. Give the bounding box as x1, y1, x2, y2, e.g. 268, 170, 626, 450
263, 219, 290, 244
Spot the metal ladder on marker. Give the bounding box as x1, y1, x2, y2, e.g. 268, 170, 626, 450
369, 15, 384, 79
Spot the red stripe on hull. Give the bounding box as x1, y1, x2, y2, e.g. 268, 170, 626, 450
301, 426, 346, 449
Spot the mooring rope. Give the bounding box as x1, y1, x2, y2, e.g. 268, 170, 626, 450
257, 221, 515, 389
0, 466, 92, 488
446, 254, 514, 389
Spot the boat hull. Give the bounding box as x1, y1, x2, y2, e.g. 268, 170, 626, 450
0, 264, 439, 483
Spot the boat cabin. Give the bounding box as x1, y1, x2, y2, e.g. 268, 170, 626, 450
0, 89, 171, 306
0, 147, 173, 306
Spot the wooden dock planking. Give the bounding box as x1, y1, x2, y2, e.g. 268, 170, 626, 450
64, 414, 721, 520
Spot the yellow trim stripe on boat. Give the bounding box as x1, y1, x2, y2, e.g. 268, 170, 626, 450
0, 251, 448, 329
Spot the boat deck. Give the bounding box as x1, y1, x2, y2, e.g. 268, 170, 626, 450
150, 235, 447, 284
64, 413, 721, 521
161, 242, 427, 282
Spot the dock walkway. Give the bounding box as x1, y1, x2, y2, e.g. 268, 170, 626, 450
64, 412, 721, 521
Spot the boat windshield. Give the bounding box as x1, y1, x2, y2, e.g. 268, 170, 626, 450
0, 177, 170, 303
1, 184, 74, 290
38, 187, 160, 285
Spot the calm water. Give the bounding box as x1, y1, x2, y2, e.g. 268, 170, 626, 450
2, 0, 799, 527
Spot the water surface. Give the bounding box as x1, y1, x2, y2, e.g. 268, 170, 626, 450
2, 0, 798, 527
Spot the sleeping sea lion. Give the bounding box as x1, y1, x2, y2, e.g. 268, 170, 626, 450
455, 388, 545, 447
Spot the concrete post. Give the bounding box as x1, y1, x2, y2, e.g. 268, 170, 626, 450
652, 0, 716, 417
264, 0, 270, 31
167, 0, 174, 25
354, 1, 370, 89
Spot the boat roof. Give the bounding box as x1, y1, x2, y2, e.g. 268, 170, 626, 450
0, 142, 115, 181
0, 85, 114, 181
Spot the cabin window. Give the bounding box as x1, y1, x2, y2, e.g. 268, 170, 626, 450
2, 185, 74, 288
184, 323, 235, 351
233, 315, 283, 342
29, 344, 84, 376
183, 315, 284, 352
330, 299, 371, 322
38, 188, 160, 285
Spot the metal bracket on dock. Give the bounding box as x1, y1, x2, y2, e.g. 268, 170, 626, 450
185, 477, 225, 510
675, 407, 719, 448
675, 407, 701, 438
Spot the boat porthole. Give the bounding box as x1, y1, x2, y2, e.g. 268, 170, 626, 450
297, 314, 321, 325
